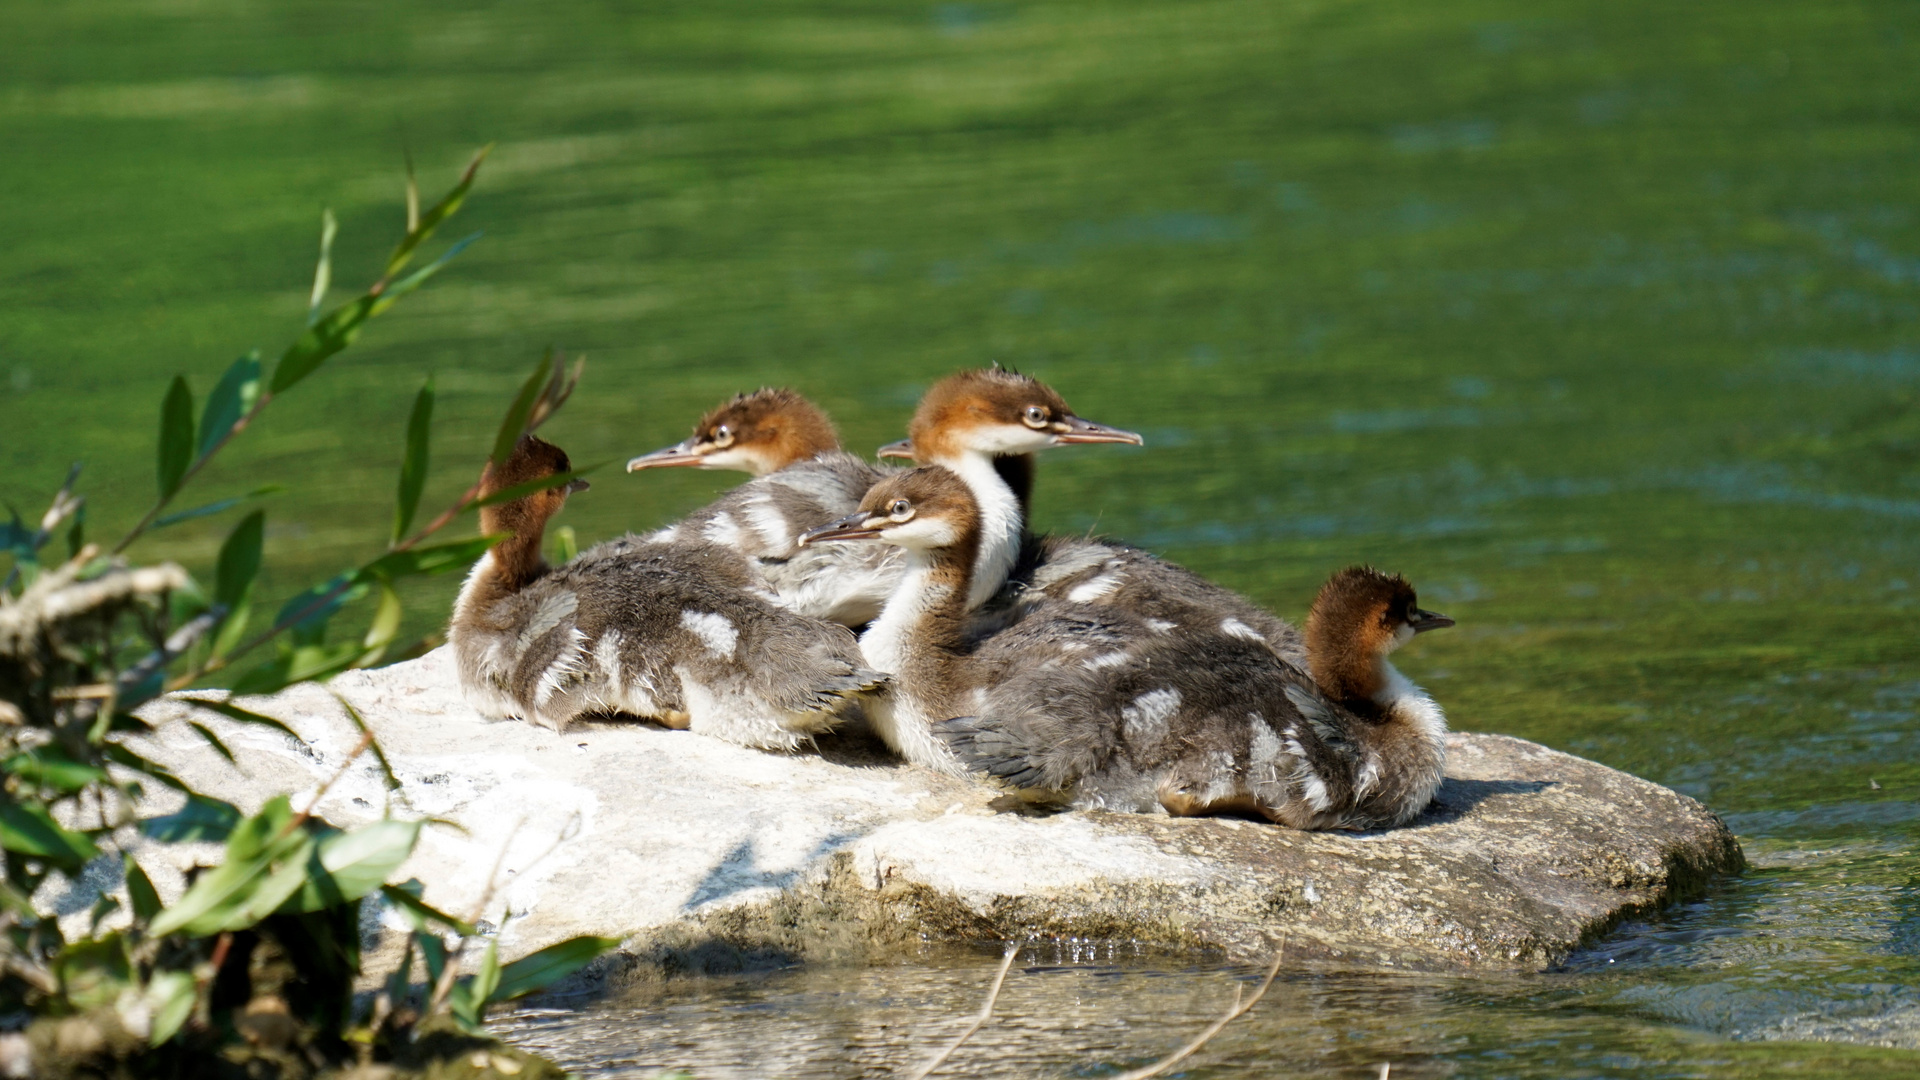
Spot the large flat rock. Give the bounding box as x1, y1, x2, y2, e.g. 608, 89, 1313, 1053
125, 648, 1742, 978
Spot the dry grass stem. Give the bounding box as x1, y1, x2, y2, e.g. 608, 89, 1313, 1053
905, 945, 1020, 1080
1107, 947, 1286, 1080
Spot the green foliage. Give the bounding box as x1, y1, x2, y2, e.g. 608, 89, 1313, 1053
0, 153, 615, 1076
155, 376, 194, 500
395, 376, 435, 543
197, 353, 262, 461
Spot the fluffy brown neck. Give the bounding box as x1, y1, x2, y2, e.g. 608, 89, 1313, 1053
1307, 617, 1388, 712
476, 501, 552, 596
770, 422, 841, 470
863, 527, 983, 720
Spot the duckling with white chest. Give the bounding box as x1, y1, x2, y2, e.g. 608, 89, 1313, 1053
1157, 566, 1454, 829
626, 388, 901, 626
450, 435, 886, 747
878, 375, 1305, 671
801, 467, 1452, 829
626, 376, 1141, 627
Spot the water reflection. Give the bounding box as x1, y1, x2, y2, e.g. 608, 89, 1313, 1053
498, 934, 1920, 1077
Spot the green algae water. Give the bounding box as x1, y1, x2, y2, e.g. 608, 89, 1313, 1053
4, 0, 1918, 1073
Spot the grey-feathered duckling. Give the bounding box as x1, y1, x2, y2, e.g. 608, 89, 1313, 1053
877, 393, 1303, 672
627, 376, 1140, 626
801, 467, 1452, 830
627, 388, 901, 626
450, 435, 886, 747
879, 367, 1143, 612
1153, 566, 1454, 829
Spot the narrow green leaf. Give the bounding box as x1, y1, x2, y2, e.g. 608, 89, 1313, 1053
271, 294, 376, 395
335, 694, 400, 792
308, 209, 338, 323
185, 721, 236, 763
225, 795, 294, 860
385, 937, 416, 1009
275, 571, 367, 644
450, 938, 501, 1030
207, 597, 250, 662
404, 152, 420, 231
139, 793, 242, 843
55, 934, 132, 1010
361, 535, 503, 581
382, 145, 490, 282
124, 855, 162, 922
154, 485, 282, 531
473, 937, 501, 1003
155, 497, 244, 530
370, 231, 480, 316
197, 352, 262, 460
470, 463, 606, 509
157, 375, 195, 499
65, 502, 86, 560
378, 882, 476, 936
490, 350, 555, 469
214, 510, 265, 609
552, 525, 578, 564
3, 749, 106, 793
186, 699, 301, 742
1, 510, 33, 559
394, 376, 434, 542
0, 799, 101, 869
148, 820, 311, 937
0, 879, 36, 918
284, 820, 420, 913
491, 935, 621, 1003
417, 930, 448, 987
145, 970, 197, 1046
100, 744, 190, 794
89, 893, 121, 935
217, 839, 316, 932
356, 580, 404, 669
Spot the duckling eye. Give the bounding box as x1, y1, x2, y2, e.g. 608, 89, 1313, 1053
1022, 405, 1050, 429
887, 499, 915, 522
711, 424, 734, 448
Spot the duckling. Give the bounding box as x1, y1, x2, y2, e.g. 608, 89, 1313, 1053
626, 388, 900, 626
627, 375, 1138, 625
877, 441, 1305, 670
889, 367, 1142, 611
450, 435, 886, 748
801, 469, 1452, 829
1155, 566, 1453, 829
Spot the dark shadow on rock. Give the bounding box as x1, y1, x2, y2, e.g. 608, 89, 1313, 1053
810, 719, 899, 768
1415, 777, 1557, 826
683, 830, 869, 912
987, 793, 1071, 816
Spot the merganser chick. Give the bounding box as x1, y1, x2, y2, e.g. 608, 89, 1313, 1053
802, 470, 1452, 829
876, 453, 1304, 671
451, 435, 886, 747
626, 388, 901, 626
893, 367, 1142, 611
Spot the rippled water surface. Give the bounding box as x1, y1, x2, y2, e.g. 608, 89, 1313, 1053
3, 0, 1918, 1074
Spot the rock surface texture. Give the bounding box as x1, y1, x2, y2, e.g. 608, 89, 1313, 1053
129, 649, 1742, 978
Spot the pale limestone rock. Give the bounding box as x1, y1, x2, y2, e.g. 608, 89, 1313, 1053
123, 647, 1741, 980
